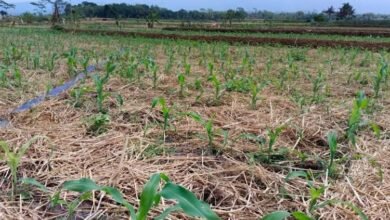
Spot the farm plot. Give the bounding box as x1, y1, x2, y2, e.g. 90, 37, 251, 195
0, 27, 389, 219
64, 28, 390, 51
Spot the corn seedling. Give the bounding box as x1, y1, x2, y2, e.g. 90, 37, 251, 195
70, 87, 87, 108
267, 126, 285, 162
312, 71, 325, 104
151, 97, 172, 141
187, 112, 217, 150
194, 78, 204, 102
81, 54, 90, 73
250, 81, 267, 109
0, 136, 45, 199
347, 91, 368, 146
177, 73, 186, 97
46, 53, 58, 72
208, 62, 214, 76
373, 61, 388, 98
64, 48, 78, 76
327, 131, 338, 178
93, 61, 115, 113
263, 176, 367, 220
151, 63, 159, 89
184, 63, 191, 75
208, 74, 223, 102
25, 173, 219, 220
12, 67, 22, 87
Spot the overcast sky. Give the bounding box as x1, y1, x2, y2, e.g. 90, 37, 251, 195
6, 0, 390, 14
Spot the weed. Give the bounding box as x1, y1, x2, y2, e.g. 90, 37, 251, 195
86, 113, 110, 135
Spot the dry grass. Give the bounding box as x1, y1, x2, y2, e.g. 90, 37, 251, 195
0, 28, 389, 219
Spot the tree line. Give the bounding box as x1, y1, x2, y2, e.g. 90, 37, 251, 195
1, 1, 389, 25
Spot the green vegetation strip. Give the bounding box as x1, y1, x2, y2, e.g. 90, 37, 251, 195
64, 28, 390, 51
163, 27, 390, 37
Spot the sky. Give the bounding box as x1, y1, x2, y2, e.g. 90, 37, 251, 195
5, 0, 390, 14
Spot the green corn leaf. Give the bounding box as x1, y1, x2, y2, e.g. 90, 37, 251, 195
161, 182, 220, 220
291, 211, 313, 220
186, 112, 204, 124
62, 178, 102, 193
102, 186, 136, 219
262, 211, 291, 220
154, 204, 182, 220
137, 173, 162, 220
285, 171, 308, 182
20, 178, 50, 193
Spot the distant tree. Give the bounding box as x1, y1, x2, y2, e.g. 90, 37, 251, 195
0, 1, 14, 9
31, 0, 68, 25
225, 9, 235, 26
323, 6, 335, 20
313, 13, 326, 22
235, 7, 247, 21
0, 10, 7, 16
146, 10, 159, 28
337, 3, 355, 20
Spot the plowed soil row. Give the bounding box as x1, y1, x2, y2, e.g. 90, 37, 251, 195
64, 29, 390, 51
163, 27, 390, 37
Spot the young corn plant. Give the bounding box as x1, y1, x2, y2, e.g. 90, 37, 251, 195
12, 67, 22, 87
266, 126, 285, 162
312, 71, 325, 104
24, 173, 220, 220
208, 74, 223, 102
80, 54, 90, 74
151, 63, 159, 89
93, 61, 116, 113
347, 91, 368, 146
0, 136, 45, 199
177, 73, 186, 97
194, 78, 204, 103
327, 131, 338, 178
184, 63, 191, 75
250, 81, 267, 109
46, 53, 58, 72
265, 173, 367, 220
187, 112, 217, 151
373, 61, 388, 98
151, 97, 172, 141
208, 62, 214, 76
64, 48, 78, 77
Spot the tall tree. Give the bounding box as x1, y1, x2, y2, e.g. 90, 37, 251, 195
337, 3, 355, 20
31, 0, 68, 25
323, 6, 335, 20
0, 1, 14, 9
